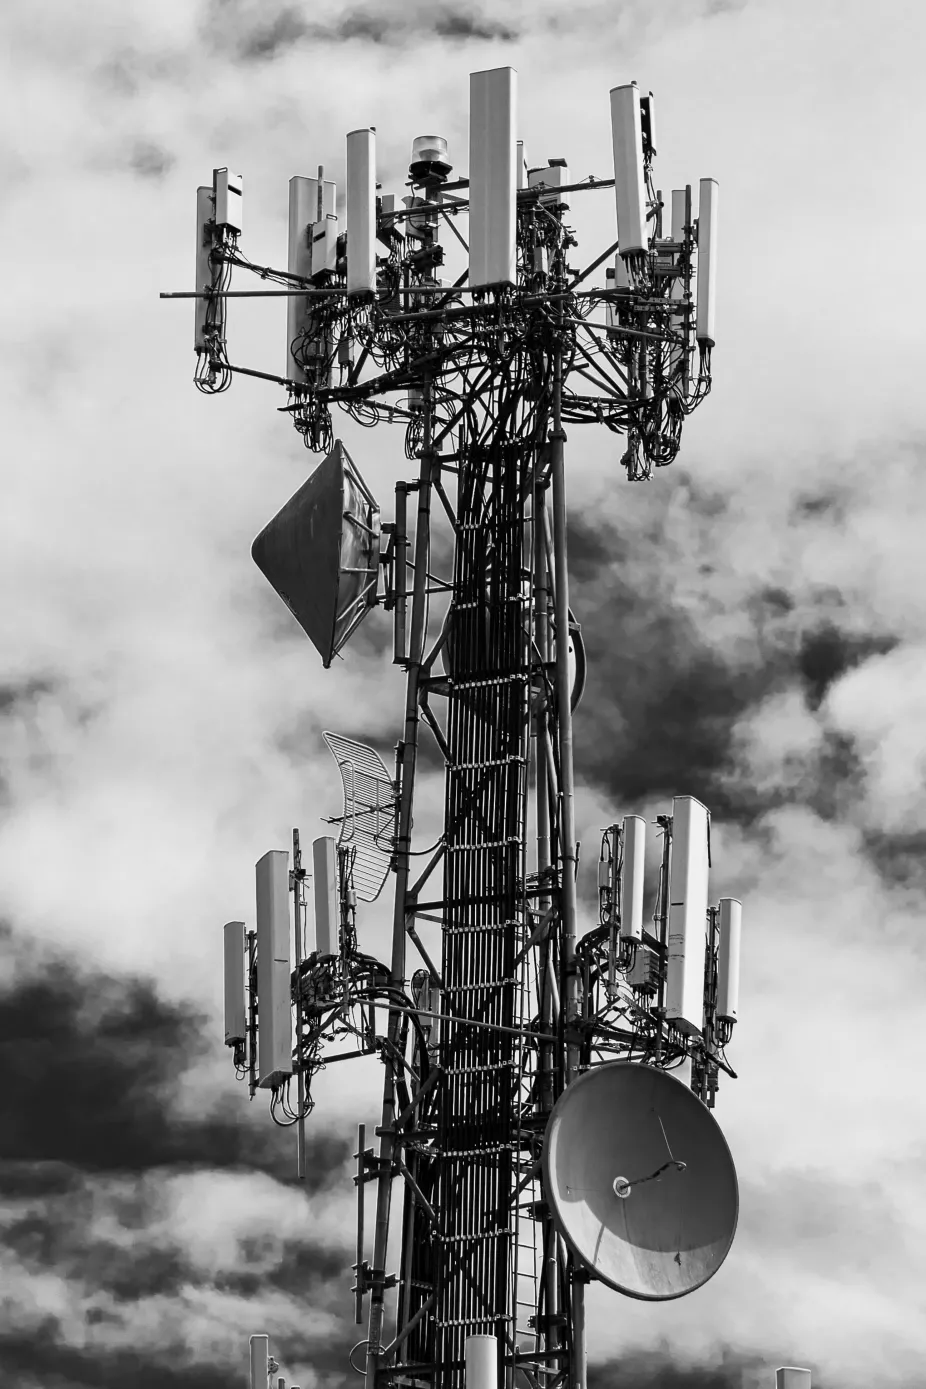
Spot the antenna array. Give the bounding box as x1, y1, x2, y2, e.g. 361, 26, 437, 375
167, 65, 741, 1389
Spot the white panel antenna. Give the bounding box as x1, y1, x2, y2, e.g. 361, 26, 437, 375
665, 796, 710, 1035
286, 175, 336, 381
194, 185, 214, 352
619, 814, 646, 941
609, 83, 647, 259
214, 167, 243, 234
670, 188, 686, 244
776, 1372, 811, 1389
223, 920, 247, 1045
249, 1336, 270, 1389
255, 849, 293, 1088
668, 189, 689, 391
696, 176, 719, 346
716, 896, 742, 1023
312, 836, 338, 958
346, 128, 376, 297
468, 67, 517, 289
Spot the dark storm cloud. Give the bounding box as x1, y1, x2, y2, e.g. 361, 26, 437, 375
0, 927, 358, 1388
129, 140, 175, 180
0, 937, 349, 1185
207, 0, 519, 62
796, 623, 897, 711
0, 1330, 239, 1389
589, 1352, 767, 1389
566, 476, 899, 826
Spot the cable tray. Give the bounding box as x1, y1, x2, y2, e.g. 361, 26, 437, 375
323, 730, 396, 902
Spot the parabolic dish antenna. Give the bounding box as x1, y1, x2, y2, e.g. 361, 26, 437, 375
542, 1061, 738, 1300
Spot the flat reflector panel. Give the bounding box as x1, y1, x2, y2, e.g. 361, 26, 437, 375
251, 441, 380, 667
543, 1062, 738, 1299
468, 67, 517, 288
323, 731, 395, 902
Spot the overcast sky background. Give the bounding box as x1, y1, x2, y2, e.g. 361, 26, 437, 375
1, 1, 925, 1386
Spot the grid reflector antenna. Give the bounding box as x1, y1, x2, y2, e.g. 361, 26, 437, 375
322, 731, 396, 901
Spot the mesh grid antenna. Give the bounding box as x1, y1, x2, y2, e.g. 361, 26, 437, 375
323, 731, 396, 901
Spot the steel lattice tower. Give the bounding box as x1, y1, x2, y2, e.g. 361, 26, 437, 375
170, 65, 743, 1389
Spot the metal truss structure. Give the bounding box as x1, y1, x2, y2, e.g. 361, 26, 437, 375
178, 71, 740, 1389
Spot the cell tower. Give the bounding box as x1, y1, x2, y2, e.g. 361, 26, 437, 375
170, 67, 743, 1389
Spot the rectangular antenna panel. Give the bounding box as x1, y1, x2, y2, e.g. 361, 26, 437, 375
667, 190, 688, 390
665, 796, 709, 1035
670, 188, 686, 245
516, 140, 528, 190
696, 177, 719, 345
194, 185, 214, 352
255, 850, 292, 1088
619, 814, 646, 941
249, 1336, 270, 1389
528, 162, 570, 211
609, 84, 647, 256
286, 176, 337, 379
716, 896, 742, 1022
776, 1373, 811, 1389
223, 920, 247, 1045
346, 128, 376, 296
312, 836, 338, 957
213, 167, 243, 234
468, 67, 517, 288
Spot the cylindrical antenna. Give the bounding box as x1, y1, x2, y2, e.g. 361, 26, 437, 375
249, 1335, 269, 1389
696, 176, 719, 346
346, 129, 376, 297
716, 897, 742, 1023
619, 815, 646, 941
468, 67, 517, 288
223, 921, 247, 1045
465, 1335, 498, 1389
609, 83, 647, 258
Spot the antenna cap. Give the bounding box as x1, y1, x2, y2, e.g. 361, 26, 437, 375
410, 134, 452, 181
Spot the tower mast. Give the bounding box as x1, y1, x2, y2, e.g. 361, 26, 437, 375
169, 66, 742, 1389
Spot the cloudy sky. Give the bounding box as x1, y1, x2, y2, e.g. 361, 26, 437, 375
2, 0, 925, 1386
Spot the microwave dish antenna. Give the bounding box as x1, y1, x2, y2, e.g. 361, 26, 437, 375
542, 1061, 738, 1300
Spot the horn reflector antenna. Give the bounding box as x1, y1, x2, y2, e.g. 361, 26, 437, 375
542, 1061, 738, 1300
251, 440, 380, 667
